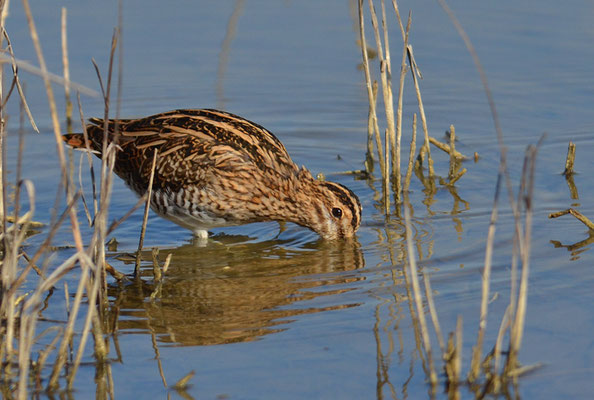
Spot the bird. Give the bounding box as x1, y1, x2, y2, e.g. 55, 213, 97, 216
63, 109, 362, 240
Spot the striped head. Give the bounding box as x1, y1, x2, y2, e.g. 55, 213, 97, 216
307, 181, 362, 240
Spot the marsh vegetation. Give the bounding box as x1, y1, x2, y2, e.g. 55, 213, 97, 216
0, 0, 593, 398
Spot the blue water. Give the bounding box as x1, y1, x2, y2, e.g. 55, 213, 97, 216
4, 0, 594, 398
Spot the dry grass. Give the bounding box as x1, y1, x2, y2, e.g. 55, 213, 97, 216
401, 142, 539, 396
0, 0, 543, 397
358, 0, 471, 216
0, 1, 120, 396
359, 0, 540, 396
0, 2, 185, 396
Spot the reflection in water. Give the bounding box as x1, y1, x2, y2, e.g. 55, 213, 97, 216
365, 171, 477, 398
446, 184, 470, 242
551, 232, 594, 261
108, 236, 364, 346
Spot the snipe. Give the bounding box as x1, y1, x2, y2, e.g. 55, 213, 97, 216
63, 109, 362, 240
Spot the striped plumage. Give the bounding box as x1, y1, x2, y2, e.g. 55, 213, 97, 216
63, 109, 362, 240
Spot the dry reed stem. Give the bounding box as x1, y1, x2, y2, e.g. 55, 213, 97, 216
77, 153, 93, 225
448, 315, 463, 400
107, 363, 116, 400
1, 2, 112, 395
383, 128, 390, 213
21, 251, 43, 278
0, 0, 12, 252
493, 304, 512, 384
20, 253, 79, 398
368, 0, 394, 211
151, 247, 162, 282
448, 168, 467, 185
67, 252, 106, 390
22, 0, 67, 184
135, 149, 158, 277
358, 0, 385, 174
365, 80, 378, 173
429, 136, 466, 160
95, 32, 118, 189
2, 213, 42, 228
454, 315, 462, 388
76, 93, 99, 217
445, 334, 455, 391
105, 261, 126, 281
380, 0, 396, 179
78, 153, 93, 226
1, 190, 19, 382
393, 12, 411, 204
390, 0, 405, 39
12, 89, 23, 239
563, 141, 576, 176
61, 7, 73, 133
9, 198, 40, 281
23, 0, 85, 257
564, 173, 579, 200
66, 27, 123, 391
549, 208, 594, 230
172, 370, 196, 391
0, 0, 13, 381
395, 217, 429, 369
115, 0, 124, 131
46, 251, 88, 390
437, 1, 538, 384
162, 253, 172, 274
0, 53, 98, 97
403, 113, 416, 191
64, 281, 70, 315
422, 272, 445, 355
8, 192, 79, 301
1, 84, 31, 379
448, 124, 457, 180
469, 165, 502, 382
93, 32, 120, 310
392, 10, 414, 204
34, 327, 62, 391
1, 106, 7, 252
445, 316, 462, 398
2, 28, 38, 133
507, 145, 537, 371
150, 330, 168, 387
407, 45, 434, 179
403, 195, 438, 387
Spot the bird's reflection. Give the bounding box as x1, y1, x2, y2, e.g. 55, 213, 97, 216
108, 235, 364, 346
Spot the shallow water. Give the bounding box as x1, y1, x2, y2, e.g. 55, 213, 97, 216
4, 0, 594, 398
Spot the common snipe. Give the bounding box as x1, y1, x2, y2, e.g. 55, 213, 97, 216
63, 109, 362, 240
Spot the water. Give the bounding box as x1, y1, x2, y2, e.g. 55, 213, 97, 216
4, 0, 594, 398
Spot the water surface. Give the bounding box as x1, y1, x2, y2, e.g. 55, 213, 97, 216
5, 0, 594, 398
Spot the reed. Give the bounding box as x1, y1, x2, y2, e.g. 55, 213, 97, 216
0, 2, 185, 394
135, 149, 158, 277
357, 0, 385, 177
401, 144, 539, 396
358, 0, 469, 215
363, 0, 538, 396
0, 1, 128, 396
402, 196, 438, 388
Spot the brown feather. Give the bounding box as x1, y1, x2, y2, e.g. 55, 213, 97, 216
63, 109, 361, 239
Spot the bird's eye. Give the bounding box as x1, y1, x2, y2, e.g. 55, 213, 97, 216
331, 207, 343, 218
